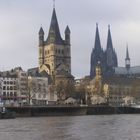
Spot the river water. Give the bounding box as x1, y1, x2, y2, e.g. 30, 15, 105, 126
0, 115, 140, 140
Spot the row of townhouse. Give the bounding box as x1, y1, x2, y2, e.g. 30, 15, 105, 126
0, 67, 57, 106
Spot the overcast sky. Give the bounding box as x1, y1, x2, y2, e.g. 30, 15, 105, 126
0, 0, 140, 78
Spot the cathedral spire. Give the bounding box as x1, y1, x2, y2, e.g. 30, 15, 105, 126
94, 23, 101, 50
107, 25, 113, 49
46, 7, 64, 45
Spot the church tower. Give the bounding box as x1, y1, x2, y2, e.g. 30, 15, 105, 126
105, 25, 118, 75
125, 46, 130, 69
90, 24, 105, 78
90, 24, 118, 78
38, 6, 72, 83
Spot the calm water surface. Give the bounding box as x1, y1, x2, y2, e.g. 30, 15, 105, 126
0, 115, 140, 140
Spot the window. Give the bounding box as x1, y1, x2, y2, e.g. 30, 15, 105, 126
14, 92, 17, 97
3, 92, 6, 96
7, 92, 9, 97
62, 50, 64, 54
10, 92, 13, 96
3, 86, 6, 90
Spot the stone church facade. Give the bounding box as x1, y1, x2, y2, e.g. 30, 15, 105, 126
38, 7, 74, 84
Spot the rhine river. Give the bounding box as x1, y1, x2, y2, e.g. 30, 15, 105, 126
0, 115, 140, 140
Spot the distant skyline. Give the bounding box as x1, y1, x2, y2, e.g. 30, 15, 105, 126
0, 0, 140, 77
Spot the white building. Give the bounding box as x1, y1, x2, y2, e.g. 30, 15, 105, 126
28, 68, 57, 105
28, 76, 49, 105
0, 76, 18, 106
0, 67, 29, 106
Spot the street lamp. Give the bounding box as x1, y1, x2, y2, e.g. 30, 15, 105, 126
28, 76, 32, 105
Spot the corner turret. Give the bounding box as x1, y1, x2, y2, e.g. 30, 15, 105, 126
65, 25, 70, 45
39, 27, 44, 46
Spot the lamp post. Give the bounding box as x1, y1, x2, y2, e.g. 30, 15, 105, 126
28, 76, 32, 105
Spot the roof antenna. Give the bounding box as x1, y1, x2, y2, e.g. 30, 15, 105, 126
53, 0, 55, 8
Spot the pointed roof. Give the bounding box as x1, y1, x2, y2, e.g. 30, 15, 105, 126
107, 25, 113, 49
126, 46, 130, 60
46, 8, 64, 45
39, 27, 44, 35
65, 25, 70, 34
94, 23, 101, 50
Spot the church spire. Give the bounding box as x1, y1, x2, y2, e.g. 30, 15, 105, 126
106, 25, 118, 70
126, 45, 130, 60
125, 45, 130, 69
46, 7, 64, 45
94, 23, 101, 50
107, 25, 113, 49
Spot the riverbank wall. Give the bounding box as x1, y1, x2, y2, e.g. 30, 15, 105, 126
7, 106, 87, 117
6, 105, 140, 117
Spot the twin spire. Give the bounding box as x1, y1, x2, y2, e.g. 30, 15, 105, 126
94, 23, 113, 50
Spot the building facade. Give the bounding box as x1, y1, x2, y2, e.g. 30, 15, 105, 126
0, 67, 28, 106
27, 69, 57, 105
0, 76, 18, 106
